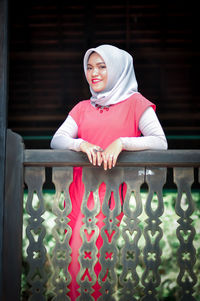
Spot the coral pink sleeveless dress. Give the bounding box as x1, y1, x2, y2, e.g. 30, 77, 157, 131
67, 93, 155, 300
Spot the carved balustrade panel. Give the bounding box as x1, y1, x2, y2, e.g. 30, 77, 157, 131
51, 167, 73, 301
78, 167, 125, 301
97, 167, 124, 301
25, 167, 47, 301
141, 168, 167, 301
119, 167, 145, 301
77, 167, 101, 300
174, 168, 197, 301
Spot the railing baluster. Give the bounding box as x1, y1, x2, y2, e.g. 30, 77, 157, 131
174, 167, 197, 301
119, 167, 144, 301
141, 168, 166, 301
98, 167, 124, 301
25, 167, 47, 301
51, 167, 73, 300
77, 167, 101, 300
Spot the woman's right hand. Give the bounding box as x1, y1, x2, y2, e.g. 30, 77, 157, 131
80, 141, 103, 166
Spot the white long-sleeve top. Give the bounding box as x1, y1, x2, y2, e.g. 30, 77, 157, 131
51, 107, 168, 151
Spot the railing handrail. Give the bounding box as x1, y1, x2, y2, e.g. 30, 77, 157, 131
24, 149, 200, 167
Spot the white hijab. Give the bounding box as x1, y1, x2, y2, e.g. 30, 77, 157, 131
83, 44, 138, 106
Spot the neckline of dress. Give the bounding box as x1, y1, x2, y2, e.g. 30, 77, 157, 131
94, 103, 110, 113
90, 92, 139, 111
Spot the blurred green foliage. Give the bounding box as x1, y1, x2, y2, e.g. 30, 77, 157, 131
21, 191, 200, 300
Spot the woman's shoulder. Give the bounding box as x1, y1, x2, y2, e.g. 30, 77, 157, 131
129, 92, 155, 108
73, 99, 90, 108
70, 99, 90, 112
69, 99, 90, 121
130, 92, 149, 102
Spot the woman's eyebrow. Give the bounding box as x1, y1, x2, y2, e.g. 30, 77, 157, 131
87, 62, 105, 66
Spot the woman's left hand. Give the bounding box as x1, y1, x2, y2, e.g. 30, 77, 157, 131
102, 138, 123, 170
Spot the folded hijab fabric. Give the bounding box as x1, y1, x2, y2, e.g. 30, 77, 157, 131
83, 44, 138, 107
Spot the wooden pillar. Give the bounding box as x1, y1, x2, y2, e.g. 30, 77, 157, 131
0, 0, 8, 299
4, 130, 24, 301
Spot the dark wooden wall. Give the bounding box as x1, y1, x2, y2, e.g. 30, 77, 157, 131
8, 0, 200, 149
0, 0, 8, 298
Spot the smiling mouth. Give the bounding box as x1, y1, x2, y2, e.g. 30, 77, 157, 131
92, 79, 101, 84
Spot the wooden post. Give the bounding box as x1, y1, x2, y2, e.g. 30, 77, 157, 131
3, 130, 24, 301
0, 0, 8, 299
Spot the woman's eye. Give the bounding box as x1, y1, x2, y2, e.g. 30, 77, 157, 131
100, 65, 106, 69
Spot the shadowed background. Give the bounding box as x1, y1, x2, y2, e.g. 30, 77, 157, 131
7, 0, 200, 149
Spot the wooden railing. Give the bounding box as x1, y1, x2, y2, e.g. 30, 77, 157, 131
3, 130, 200, 301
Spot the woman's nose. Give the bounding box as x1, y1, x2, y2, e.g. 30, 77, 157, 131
92, 67, 99, 76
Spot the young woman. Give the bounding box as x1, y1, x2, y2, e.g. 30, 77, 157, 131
51, 44, 168, 300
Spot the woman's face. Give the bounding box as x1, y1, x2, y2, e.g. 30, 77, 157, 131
86, 52, 107, 93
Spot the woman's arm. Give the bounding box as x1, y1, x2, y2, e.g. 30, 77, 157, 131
50, 115, 103, 166
120, 106, 168, 150
50, 115, 84, 151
